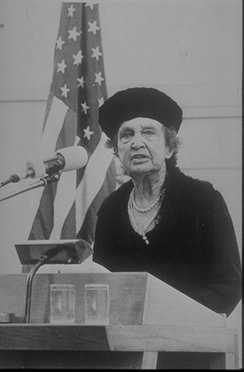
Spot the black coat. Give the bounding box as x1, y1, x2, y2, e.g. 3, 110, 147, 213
93, 167, 241, 316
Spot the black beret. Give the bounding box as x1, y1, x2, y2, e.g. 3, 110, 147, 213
98, 87, 183, 139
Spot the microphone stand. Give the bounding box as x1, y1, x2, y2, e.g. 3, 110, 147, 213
24, 246, 68, 324
0, 173, 60, 202
24, 254, 50, 323
0, 173, 61, 322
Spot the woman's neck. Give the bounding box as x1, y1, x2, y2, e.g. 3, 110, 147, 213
132, 170, 166, 202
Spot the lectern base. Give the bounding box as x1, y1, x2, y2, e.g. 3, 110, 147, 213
0, 324, 238, 369
0, 350, 235, 369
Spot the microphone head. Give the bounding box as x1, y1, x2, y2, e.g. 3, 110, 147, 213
56, 146, 88, 172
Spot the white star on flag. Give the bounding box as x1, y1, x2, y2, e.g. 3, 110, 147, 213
56, 36, 65, 50
77, 76, 85, 88
60, 84, 70, 98
91, 46, 102, 61
81, 101, 90, 114
57, 59, 67, 73
73, 50, 84, 65
83, 126, 94, 140
95, 72, 104, 86
68, 26, 81, 41
98, 97, 104, 107
88, 21, 100, 35
67, 4, 75, 17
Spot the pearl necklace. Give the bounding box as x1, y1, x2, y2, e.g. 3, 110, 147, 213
131, 187, 165, 213
128, 188, 165, 244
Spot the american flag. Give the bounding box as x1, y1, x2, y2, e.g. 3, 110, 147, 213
28, 2, 116, 245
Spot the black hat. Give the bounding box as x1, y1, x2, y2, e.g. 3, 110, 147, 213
98, 87, 183, 139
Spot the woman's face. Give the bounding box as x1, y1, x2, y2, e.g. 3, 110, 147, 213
117, 117, 172, 178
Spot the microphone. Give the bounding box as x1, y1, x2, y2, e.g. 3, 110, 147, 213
0, 146, 88, 187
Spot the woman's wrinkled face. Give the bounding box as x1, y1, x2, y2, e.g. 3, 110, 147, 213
117, 117, 172, 178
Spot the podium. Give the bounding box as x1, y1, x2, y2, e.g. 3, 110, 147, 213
0, 272, 239, 369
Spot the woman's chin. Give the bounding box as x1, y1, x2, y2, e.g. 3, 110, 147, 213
129, 165, 153, 177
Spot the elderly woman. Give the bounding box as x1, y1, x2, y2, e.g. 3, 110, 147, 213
93, 87, 241, 316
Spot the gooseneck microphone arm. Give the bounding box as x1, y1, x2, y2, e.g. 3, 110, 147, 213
0, 173, 60, 203
24, 245, 68, 323
24, 257, 47, 324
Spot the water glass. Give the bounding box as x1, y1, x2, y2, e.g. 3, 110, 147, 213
85, 284, 109, 325
49, 284, 75, 324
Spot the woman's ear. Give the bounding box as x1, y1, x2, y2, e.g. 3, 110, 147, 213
165, 148, 174, 159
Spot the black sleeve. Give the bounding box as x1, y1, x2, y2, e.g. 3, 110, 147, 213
93, 196, 112, 268
190, 189, 242, 316
208, 191, 241, 314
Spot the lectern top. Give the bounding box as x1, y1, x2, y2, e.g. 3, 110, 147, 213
15, 239, 92, 265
